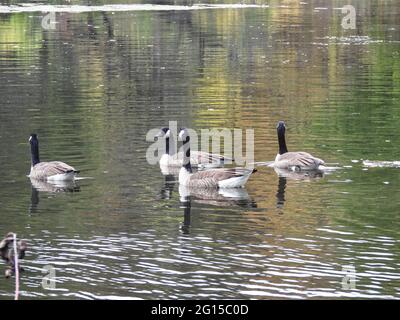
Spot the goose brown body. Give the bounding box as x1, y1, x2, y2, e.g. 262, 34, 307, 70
274, 151, 324, 170
180, 167, 256, 188
29, 161, 78, 180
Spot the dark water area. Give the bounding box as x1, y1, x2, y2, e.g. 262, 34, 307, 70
0, 0, 399, 299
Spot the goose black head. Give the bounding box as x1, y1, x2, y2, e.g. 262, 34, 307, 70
178, 128, 189, 142
29, 133, 38, 144
277, 121, 286, 133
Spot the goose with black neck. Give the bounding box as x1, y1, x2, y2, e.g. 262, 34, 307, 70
28, 134, 79, 181
270, 121, 325, 171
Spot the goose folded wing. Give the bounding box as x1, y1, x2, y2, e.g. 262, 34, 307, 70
34, 161, 78, 176
192, 168, 252, 181
188, 168, 253, 188
278, 152, 323, 167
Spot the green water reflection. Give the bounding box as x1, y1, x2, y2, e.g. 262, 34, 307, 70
0, 1, 399, 299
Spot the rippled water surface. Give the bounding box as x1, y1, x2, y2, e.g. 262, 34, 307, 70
0, 0, 400, 299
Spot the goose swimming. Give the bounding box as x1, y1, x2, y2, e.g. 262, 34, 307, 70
178, 128, 256, 188
28, 134, 79, 181
270, 121, 325, 171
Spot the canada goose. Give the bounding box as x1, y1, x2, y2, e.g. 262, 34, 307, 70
28, 134, 79, 181
0, 233, 27, 278
270, 121, 325, 171
155, 127, 231, 168
178, 128, 256, 188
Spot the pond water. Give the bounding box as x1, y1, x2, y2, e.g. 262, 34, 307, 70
0, 0, 399, 299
